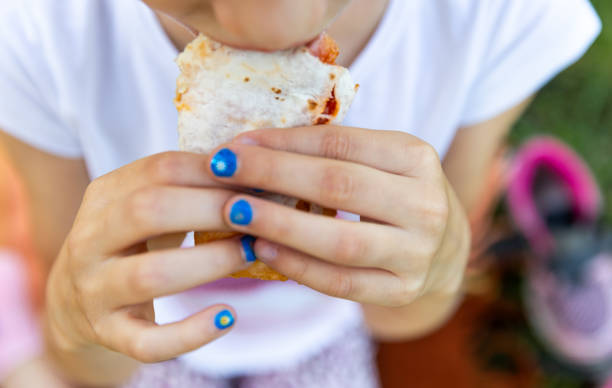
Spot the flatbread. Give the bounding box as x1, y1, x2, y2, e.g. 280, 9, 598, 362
176, 34, 358, 280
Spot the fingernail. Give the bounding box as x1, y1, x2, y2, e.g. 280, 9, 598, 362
214, 309, 234, 330
257, 240, 278, 261
240, 235, 257, 262
211, 148, 237, 177
230, 199, 253, 225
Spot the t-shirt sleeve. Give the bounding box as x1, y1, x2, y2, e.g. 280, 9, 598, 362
461, 0, 601, 126
0, 3, 82, 158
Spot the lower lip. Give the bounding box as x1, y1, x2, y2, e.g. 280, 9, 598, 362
203, 32, 324, 52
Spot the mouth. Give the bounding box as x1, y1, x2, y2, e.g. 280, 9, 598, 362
160, 9, 327, 53
175, 19, 324, 52
205, 32, 325, 53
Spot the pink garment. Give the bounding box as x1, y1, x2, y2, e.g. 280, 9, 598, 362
0, 250, 43, 380
154, 223, 363, 377
122, 323, 379, 388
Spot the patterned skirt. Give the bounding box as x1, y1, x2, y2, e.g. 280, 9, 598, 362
122, 324, 379, 388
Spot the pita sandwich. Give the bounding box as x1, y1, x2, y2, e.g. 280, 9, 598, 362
176, 34, 358, 280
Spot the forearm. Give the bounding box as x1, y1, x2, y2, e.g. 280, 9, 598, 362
44, 259, 140, 387
362, 290, 462, 341
2, 357, 71, 388
46, 327, 140, 388
361, 178, 470, 340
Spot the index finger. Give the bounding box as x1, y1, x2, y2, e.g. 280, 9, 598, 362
232, 125, 441, 178
93, 152, 227, 202
98, 305, 236, 363
104, 236, 253, 306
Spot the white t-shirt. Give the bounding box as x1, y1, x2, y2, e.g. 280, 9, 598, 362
0, 0, 600, 377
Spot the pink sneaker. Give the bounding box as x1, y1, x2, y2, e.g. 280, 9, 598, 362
507, 137, 612, 375
507, 137, 601, 257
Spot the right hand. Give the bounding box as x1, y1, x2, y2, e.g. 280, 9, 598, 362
46, 151, 251, 363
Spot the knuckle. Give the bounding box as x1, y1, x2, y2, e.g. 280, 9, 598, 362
412, 232, 441, 262
90, 316, 115, 347
84, 178, 102, 198
271, 130, 291, 151
320, 130, 353, 160
383, 296, 404, 308
262, 208, 292, 241
419, 236, 443, 263
417, 142, 441, 169
327, 271, 354, 299
125, 187, 165, 230
412, 239, 438, 269
147, 152, 184, 184
421, 186, 450, 238
128, 260, 164, 298
90, 320, 105, 344
73, 274, 101, 306
333, 232, 368, 264
65, 226, 93, 260
127, 334, 155, 363
390, 278, 425, 307
287, 255, 309, 282
320, 166, 355, 204
400, 140, 440, 176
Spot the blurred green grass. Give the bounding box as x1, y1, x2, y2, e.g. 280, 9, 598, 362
510, 0, 612, 222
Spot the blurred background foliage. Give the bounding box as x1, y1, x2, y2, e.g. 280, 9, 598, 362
511, 0, 612, 223
496, 3, 611, 386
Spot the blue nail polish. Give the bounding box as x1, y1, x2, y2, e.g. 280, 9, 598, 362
240, 235, 257, 262
214, 309, 234, 330
230, 199, 253, 225
211, 148, 237, 177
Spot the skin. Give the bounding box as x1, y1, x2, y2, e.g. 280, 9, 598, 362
2, 358, 68, 388
145, 0, 353, 51
0, 149, 67, 387
0, 0, 534, 386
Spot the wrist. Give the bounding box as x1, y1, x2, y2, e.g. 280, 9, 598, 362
45, 258, 89, 354
362, 290, 463, 341
3, 357, 69, 388
44, 259, 140, 387
45, 327, 140, 388
426, 178, 471, 295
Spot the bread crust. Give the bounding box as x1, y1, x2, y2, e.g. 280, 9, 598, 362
194, 231, 288, 281
194, 203, 336, 281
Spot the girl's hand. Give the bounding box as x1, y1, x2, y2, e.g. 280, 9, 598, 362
46, 152, 252, 364
208, 126, 470, 307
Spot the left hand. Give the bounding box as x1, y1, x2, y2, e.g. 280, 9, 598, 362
207, 125, 471, 307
